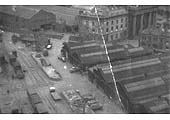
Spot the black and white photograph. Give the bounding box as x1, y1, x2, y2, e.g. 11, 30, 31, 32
0, 2, 170, 116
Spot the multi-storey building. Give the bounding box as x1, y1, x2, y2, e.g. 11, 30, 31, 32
128, 6, 158, 39
140, 27, 170, 51
76, 6, 128, 42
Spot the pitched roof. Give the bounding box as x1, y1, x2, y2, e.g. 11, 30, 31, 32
0, 6, 39, 19
24, 5, 79, 25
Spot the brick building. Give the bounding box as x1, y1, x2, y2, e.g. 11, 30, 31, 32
0, 6, 37, 30
0, 6, 56, 31
140, 27, 170, 51
24, 5, 80, 33
77, 6, 128, 42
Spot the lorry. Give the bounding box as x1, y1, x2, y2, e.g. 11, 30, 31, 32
11, 61, 25, 79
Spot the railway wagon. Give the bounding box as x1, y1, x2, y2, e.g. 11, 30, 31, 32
27, 88, 49, 114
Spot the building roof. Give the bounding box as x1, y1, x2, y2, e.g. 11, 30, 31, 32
142, 27, 170, 37
78, 5, 127, 18
24, 5, 79, 25
118, 72, 170, 104
0, 6, 39, 19
97, 54, 169, 83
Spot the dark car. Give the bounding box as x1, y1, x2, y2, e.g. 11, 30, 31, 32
58, 55, 66, 62
87, 100, 103, 110
69, 66, 81, 73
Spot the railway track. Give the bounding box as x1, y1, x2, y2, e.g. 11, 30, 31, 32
4, 40, 60, 113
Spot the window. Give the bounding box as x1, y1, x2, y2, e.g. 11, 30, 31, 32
111, 20, 114, 25
106, 22, 109, 26
92, 21, 95, 26
120, 24, 123, 29
111, 26, 114, 31
121, 18, 123, 23
116, 19, 119, 24
111, 35, 114, 40
106, 28, 109, 32
116, 26, 118, 31
116, 34, 118, 39
125, 23, 127, 27
125, 17, 128, 22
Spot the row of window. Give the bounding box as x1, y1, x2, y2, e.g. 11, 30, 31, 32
105, 24, 127, 33
82, 17, 128, 27
105, 17, 128, 26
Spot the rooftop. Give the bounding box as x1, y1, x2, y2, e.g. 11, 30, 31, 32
24, 5, 79, 25
142, 27, 170, 37
0, 6, 39, 19
78, 5, 127, 18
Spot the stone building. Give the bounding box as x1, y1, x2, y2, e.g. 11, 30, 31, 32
140, 27, 170, 51
77, 5, 128, 42
128, 6, 158, 39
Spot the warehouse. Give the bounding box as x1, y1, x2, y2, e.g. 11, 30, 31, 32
117, 74, 170, 113
27, 9, 56, 31
63, 41, 154, 70
0, 6, 56, 32
88, 54, 170, 113
0, 6, 38, 30
64, 42, 127, 69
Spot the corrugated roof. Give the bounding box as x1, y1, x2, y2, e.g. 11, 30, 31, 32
104, 58, 161, 74
71, 43, 98, 50
81, 48, 124, 57
124, 77, 164, 92
0, 6, 39, 19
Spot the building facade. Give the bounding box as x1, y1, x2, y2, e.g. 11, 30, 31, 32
77, 6, 128, 42
140, 27, 170, 51
128, 6, 158, 39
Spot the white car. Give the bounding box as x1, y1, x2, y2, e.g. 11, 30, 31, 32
49, 87, 62, 101
46, 44, 52, 49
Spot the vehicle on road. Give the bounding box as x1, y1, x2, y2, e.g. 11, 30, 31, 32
46, 44, 52, 49
58, 55, 66, 62
49, 87, 62, 101
69, 66, 81, 73
87, 100, 103, 111
11, 61, 25, 79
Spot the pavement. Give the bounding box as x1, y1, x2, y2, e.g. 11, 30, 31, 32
0, 31, 124, 114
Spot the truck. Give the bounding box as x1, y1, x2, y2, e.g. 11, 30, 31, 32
11, 61, 25, 79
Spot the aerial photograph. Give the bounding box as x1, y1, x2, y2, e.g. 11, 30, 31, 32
0, 5, 170, 114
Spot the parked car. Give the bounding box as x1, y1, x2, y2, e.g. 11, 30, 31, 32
58, 55, 66, 62
46, 44, 52, 49
49, 87, 62, 101
69, 66, 81, 73
82, 93, 95, 101
87, 100, 103, 110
